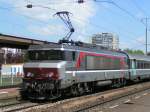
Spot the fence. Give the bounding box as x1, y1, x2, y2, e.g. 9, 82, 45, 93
0, 63, 23, 87
0, 74, 22, 87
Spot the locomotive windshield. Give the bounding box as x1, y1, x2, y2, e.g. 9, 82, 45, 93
28, 50, 64, 61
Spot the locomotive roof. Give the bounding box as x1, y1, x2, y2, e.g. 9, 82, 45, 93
127, 54, 150, 62
28, 43, 128, 58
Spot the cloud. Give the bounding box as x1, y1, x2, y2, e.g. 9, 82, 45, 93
136, 11, 144, 19
120, 36, 146, 51
136, 36, 145, 43
119, 41, 131, 49
7, 0, 97, 42
28, 24, 67, 36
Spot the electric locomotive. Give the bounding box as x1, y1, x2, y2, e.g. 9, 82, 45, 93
21, 42, 128, 99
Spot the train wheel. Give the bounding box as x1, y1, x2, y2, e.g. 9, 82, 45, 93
88, 82, 96, 92
84, 82, 90, 93
20, 90, 28, 100
77, 83, 85, 95
71, 85, 78, 96
122, 78, 127, 86
112, 79, 122, 88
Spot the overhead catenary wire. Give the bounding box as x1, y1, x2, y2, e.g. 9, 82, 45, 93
0, 1, 149, 48
24, 4, 115, 33
0, 4, 147, 46
131, 0, 148, 17
130, 0, 150, 54
47, 0, 86, 5
91, 1, 141, 35
24, 3, 124, 39
24, 0, 85, 6
0, 6, 52, 25
93, 0, 146, 26
0, 0, 144, 38
24, 0, 32, 4
0, 4, 118, 45
0, 5, 91, 42
93, 0, 150, 49
130, 43, 146, 50
71, 3, 146, 46
0, 6, 55, 37
0, 3, 143, 31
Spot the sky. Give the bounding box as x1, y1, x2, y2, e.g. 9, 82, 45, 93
0, 0, 150, 52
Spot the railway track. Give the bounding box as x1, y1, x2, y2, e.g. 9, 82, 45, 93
0, 97, 21, 108
75, 87, 150, 112
0, 85, 20, 89
0, 96, 53, 112
19, 81, 150, 112
0, 93, 38, 112
0, 81, 150, 112
0, 101, 39, 112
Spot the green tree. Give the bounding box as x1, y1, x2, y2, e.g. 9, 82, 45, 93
124, 49, 144, 55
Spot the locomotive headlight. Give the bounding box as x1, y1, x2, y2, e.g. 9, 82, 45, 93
27, 72, 34, 77
46, 72, 54, 78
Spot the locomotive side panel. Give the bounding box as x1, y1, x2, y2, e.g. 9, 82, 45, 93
63, 51, 129, 85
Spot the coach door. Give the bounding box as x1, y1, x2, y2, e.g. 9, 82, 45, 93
131, 59, 136, 76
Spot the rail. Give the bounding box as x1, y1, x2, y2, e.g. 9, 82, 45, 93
17, 81, 150, 112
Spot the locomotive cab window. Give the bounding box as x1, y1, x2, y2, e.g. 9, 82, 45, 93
28, 50, 64, 61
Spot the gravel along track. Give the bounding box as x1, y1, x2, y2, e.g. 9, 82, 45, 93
0, 97, 21, 108
0, 101, 39, 112
0, 88, 20, 100
18, 81, 150, 112
0, 90, 22, 109
0, 94, 38, 112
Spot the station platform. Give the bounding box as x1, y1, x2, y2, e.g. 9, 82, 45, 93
0, 88, 20, 99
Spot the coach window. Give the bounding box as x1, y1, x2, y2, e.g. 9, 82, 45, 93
149, 63, 150, 68
144, 62, 146, 68
143, 62, 145, 69
140, 61, 143, 69
146, 62, 149, 68
141, 62, 144, 69
141, 62, 143, 69
146, 62, 148, 68
145, 62, 147, 68
139, 62, 142, 69
147, 62, 149, 68
137, 61, 140, 69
